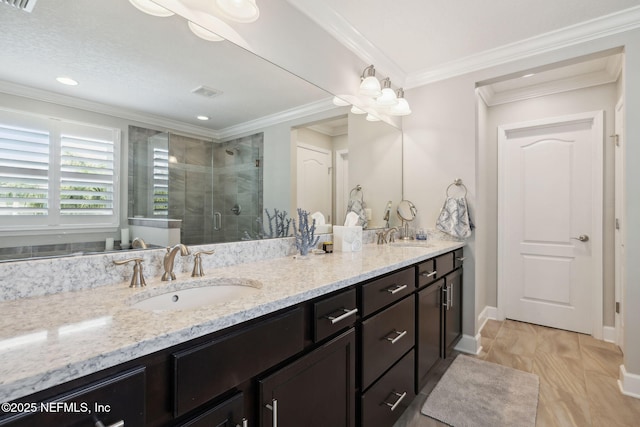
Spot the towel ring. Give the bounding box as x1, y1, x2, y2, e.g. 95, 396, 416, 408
349, 184, 364, 202
446, 179, 467, 197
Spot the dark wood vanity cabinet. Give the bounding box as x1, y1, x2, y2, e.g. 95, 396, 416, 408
259, 329, 356, 427
1, 247, 464, 427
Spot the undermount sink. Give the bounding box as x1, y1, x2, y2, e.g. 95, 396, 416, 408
130, 278, 262, 312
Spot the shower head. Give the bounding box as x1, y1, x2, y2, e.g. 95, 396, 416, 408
225, 149, 235, 156
225, 147, 241, 156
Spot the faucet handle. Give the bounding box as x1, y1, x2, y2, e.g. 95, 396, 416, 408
191, 250, 215, 277
113, 257, 146, 288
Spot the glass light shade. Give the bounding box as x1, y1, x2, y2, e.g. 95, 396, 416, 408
216, 0, 260, 23
332, 96, 351, 107
128, 0, 175, 17
56, 76, 78, 86
359, 76, 381, 97
366, 114, 381, 122
188, 21, 225, 41
350, 106, 366, 114
390, 98, 411, 116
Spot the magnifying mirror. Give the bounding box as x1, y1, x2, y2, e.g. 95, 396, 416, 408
397, 200, 417, 240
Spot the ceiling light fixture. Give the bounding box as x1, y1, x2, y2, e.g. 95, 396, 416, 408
375, 78, 398, 106
390, 88, 411, 116
196, 115, 210, 121
358, 65, 382, 97
128, 0, 174, 17
56, 76, 78, 86
215, 0, 259, 23
188, 21, 225, 41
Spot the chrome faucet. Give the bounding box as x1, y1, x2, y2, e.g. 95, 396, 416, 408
161, 244, 190, 281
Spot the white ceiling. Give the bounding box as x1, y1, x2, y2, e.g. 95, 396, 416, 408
291, 0, 640, 85
1, 0, 638, 134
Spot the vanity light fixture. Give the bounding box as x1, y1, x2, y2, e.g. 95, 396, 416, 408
359, 65, 382, 97
56, 76, 78, 86
389, 88, 411, 116
375, 78, 398, 106
332, 96, 351, 107
188, 21, 225, 41
128, 0, 174, 17
366, 113, 381, 122
216, 0, 259, 23
350, 105, 366, 115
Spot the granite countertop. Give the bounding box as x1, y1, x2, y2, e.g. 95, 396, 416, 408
0, 240, 463, 403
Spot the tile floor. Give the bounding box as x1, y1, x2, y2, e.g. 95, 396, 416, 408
394, 319, 640, 427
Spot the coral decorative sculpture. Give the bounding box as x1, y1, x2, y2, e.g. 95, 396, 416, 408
293, 208, 320, 256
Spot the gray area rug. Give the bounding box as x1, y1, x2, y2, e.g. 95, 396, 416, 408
421, 355, 539, 427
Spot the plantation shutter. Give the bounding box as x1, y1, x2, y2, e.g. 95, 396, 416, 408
0, 120, 50, 216
152, 147, 169, 216
59, 122, 115, 216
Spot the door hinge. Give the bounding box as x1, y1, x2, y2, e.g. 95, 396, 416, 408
616, 301, 621, 314
610, 134, 620, 146
615, 218, 621, 230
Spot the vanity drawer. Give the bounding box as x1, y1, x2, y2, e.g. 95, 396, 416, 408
314, 288, 358, 342
361, 296, 415, 389
435, 252, 455, 278
177, 392, 244, 427
454, 248, 465, 269
361, 350, 415, 427
416, 259, 437, 288
173, 308, 304, 417
0, 367, 145, 427
361, 268, 414, 317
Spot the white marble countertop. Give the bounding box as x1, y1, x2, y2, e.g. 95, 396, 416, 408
0, 240, 463, 403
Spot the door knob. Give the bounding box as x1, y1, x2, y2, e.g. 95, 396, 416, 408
571, 234, 589, 242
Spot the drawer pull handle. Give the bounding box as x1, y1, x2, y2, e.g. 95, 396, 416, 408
456, 257, 466, 262
442, 286, 449, 309
326, 308, 358, 324
421, 270, 437, 278
384, 391, 408, 411
265, 399, 278, 427
386, 330, 407, 344
386, 284, 407, 294
95, 421, 124, 427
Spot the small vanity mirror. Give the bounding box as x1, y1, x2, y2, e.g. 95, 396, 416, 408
397, 200, 417, 240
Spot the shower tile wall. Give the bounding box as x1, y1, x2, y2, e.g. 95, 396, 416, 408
212, 133, 264, 243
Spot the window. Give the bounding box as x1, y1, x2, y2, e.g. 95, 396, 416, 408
0, 109, 120, 232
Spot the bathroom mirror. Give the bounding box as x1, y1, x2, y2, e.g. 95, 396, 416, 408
0, 0, 402, 259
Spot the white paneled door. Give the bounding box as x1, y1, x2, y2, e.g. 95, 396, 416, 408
296, 144, 332, 222
498, 111, 603, 335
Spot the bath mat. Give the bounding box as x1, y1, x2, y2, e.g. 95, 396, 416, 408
421, 355, 539, 427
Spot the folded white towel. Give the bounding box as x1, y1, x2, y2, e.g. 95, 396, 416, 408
436, 196, 473, 238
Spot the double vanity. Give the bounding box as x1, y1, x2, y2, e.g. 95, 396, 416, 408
0, 239, 464, 427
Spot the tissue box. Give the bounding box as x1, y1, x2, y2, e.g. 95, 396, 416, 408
333, 226, 363, 252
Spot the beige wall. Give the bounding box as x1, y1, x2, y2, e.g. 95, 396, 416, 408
403, 28, 640, 374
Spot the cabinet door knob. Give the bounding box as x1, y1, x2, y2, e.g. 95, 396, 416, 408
384, 391, 407, 411
385, 330, 407, 344
265, 399, 278, 427
385, 284, 407, 294
325, 308, 358, 324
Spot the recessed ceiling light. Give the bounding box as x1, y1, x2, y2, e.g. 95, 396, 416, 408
197, 115, 210, 121
56, 77, 78, 86
522, 73, 535, 78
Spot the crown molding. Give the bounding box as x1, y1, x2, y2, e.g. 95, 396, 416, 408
286, 0, 407, 86
217, 97, 338, 140
307, 123, 348, 137
479, 69, 618, 107
0, 80, 220, 139
405, 5, 640, 88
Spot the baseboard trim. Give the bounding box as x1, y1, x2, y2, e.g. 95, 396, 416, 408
618, 365, 640, 399
603, 326, 616, 343
454, 333, 482, 355
478, 306, 498, 332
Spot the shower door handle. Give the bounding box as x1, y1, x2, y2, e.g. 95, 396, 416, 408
213, 212, 222, 231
